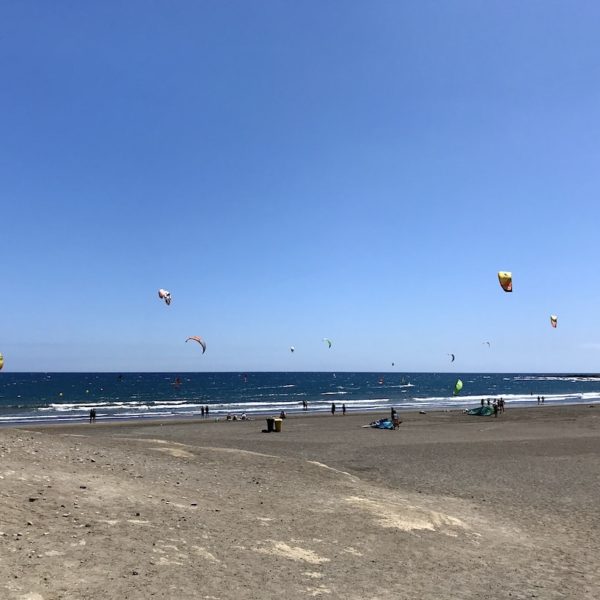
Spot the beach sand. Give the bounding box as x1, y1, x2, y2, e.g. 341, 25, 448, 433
1, 405, 599, 599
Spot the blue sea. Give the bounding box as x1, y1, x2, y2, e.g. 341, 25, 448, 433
1, 372, 599, 425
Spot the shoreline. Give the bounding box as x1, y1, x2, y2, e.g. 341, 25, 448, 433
3, 372, 600, 429
9, 401, 597, 432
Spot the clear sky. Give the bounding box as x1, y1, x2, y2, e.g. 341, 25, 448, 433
2, 1, 600, 372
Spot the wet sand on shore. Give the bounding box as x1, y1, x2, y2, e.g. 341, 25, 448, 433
1, 405, 599, 599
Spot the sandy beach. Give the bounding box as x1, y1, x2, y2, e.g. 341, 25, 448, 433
1, 405, 599, 599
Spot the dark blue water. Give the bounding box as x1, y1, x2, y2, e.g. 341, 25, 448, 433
0, 372, 599, 425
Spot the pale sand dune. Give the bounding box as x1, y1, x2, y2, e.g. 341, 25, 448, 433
0, 405, 598, 599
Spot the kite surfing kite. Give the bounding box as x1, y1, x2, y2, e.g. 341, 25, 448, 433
448, 353, 455, 363
453, 379, 463, 396
0, 353, 3, 371
323, 338, 332, 349
290, 346, 295, 353
498, 272, 512, 292
483, 341, 491, 347
550, 315, 558, 328
158, 289, 172, 306
186, 336, 206, 354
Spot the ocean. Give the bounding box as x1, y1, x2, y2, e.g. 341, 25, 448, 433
1, 372, 599, 425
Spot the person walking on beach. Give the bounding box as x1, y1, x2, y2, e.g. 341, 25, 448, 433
342, 403, 346, 415
205, 405, 209, 417
331, 403, 336, 415
542, 396, 545, 404
537, 396, 541, 405
201, 406, 205, 418
493, 401, 499, 418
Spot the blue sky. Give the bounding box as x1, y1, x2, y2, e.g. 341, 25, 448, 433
1, 1, 600, 372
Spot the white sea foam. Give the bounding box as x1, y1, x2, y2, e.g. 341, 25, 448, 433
514, 375, 600, 383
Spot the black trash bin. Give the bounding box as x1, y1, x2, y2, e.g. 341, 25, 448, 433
266, 417, 275, 433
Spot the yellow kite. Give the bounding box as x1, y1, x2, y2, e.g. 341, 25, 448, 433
498, 271, 512, 292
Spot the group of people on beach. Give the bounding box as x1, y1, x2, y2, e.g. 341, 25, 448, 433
200, 405, 210, 417
481, 397, 505, 417
537, 396, 545, 405
226, 412, 249, 421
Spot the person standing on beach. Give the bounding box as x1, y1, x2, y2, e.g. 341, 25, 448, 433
537, 396, 541, 405
481, 399, 485, 407
201, 406, 205, 418
205, 405, 209, 417
493, 401, 499, 418
342, 403, 346, 415
331, 403, 336, 415
542, 396, 545, 404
